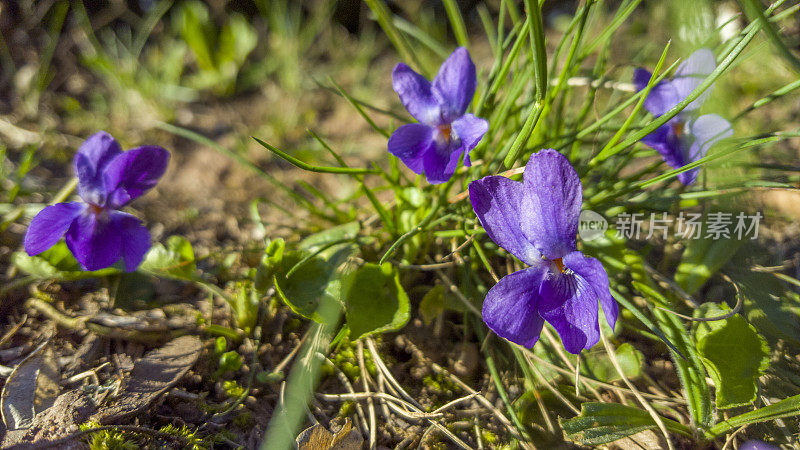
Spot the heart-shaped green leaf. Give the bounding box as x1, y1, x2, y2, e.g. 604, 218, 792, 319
343, 263, 409, 339
582, 343, 645, 383
274, 244, 355, 323
693, 303, 770, 409
140, 235, 196, 280
560, 402, 689, 445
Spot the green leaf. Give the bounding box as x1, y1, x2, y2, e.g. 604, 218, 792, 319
273, 248, 350, 323
12, 242, 117, 280
693, 303, 770, 410
219, 13, 257, 66
708, 393, 800, 437
178, 1, 215, 71
343, 263, 410, 340
653, 306, 713, 429
299, 221, 359, 254
675, 238, 743, 295
560, 402, 691, 445
232, 282, 260, 333
419, 285, 445, 326
582, 343, 645, 383
728, 264, 800, 349
140, 235, 197, 280
254, 238, 285, 293
12, 251, 70, 279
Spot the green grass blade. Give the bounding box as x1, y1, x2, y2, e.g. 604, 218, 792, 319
363, 0, 424, 71
549, 0, 593, 97
737, 0, 800, 72
503, 101, 544, 168
379, 198, 443, 265
523, 0, 547, 102
733, 78, 800, 121
329, 78, 391, 138
308, 130, 397, 234
132, 0, 174, 58
260, 302, 340, 450
252, 137, 379, 175
314, 78, 408, 123
610, 289, 685, 359
477, 5, 498, 57
34, 1, 69, 94
580, 0, 643, 58
654, 308, 713, 431
593, 41, 671, 161
567, 59, 679, 144
476, 18, 529, 118
156, 122, 336, 222
442, 0, 469, 48
392, 16, 450, 59
637, 130, 800, 188
708, 394, 800, 437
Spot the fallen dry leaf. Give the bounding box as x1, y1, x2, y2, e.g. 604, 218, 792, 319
90, 335, 202, 424
296, 418, 363, 450
1, 342, 59, 431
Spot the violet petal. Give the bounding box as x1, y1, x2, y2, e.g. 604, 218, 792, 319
422, 141, 462, 184
678, 114, 733, 185
633, 68, 681, 117
65, 210, 123, 271
387, 123, 435, 175
482, 267, 548, 348
641, 121, 687, 170
563, 251, 616, 330
24, 202, 86, 256
392, 63, 442, 126
103, 145, 170, 208
672, 48, 716, 111
520, 149, 581, 260
432, 47, 477, 123
451, 113, 488, 167
469, 176, 540, 265
113, 212, 152, 272
74, 131, 123, 205
538, 256, 603, 354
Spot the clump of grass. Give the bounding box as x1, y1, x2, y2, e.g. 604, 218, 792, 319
80, 422, 138, 450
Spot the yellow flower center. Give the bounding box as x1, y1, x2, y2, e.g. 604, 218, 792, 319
438, 124, 452, 141
672, 121, 684, 137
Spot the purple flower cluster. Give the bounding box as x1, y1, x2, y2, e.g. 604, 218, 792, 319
634, 48, 733, 185
24, 131, 169, 271
389, 48, 488, 184
469, 150, 617, 353
387, 51, 616, 354
21, 47, 735, 356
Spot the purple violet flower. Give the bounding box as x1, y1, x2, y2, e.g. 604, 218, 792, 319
389, 47, 489, 184
469, 149, 617, 354
634, 48, 733, 185
24, 131, 170, 272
